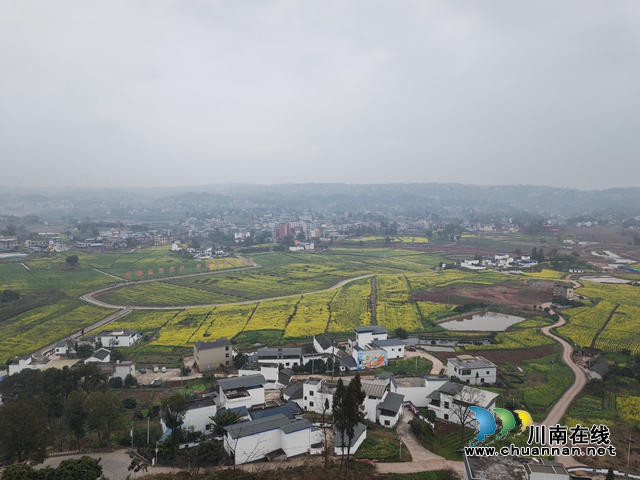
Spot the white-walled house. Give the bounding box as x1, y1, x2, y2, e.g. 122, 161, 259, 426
84, 348, 111, 364
8, 354, 43, 375
313, 334, 338, 356
224, 413, 322, 465
371, 339, 406, 359
334, 423, 367, 456
249, 348, 302, 368
161, 397, 217, 434
427, 382, 499, 424
350, 326, 389, 350
447, 355, 497, 386
217, 374, 266, 410
390, 375, 449, 408
96, 329, 141, 348
238, 362, 280, 389
377, 391, 404, 428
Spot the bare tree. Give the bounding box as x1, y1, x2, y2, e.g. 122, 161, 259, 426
447, 386, 486, 447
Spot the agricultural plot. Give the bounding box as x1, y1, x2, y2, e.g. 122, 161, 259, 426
151, 310, 213, 347
415, 301, 456, 328
327, 278, 372, 333
375, 275, 423, 332
243, 297, 300, 332
106, 310, 182, 335
556, 301, 617, 348
98, 282, 240, 307
576, 283, 640, 308
93, 246, 243, 277
406, 270, 506, 293
522, 270, 567, 280
0, 300, 116, 361
518, 353, 574, 421
465, 329, 554, 351
284, 291, 335, 339
0, 259, 115, 296
594, 304, 640, 354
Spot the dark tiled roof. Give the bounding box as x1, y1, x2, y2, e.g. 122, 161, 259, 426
184, 397, 217, 411
340, 356, 358, 369
372, 339, 406, 348
334, 423, 367, 447
314, 334, 333, 350
92, 348, 110, 361
194, 338, 232, 350
378, 392, 404, 414
354, 326, 389, 335
438, 382, 465, 396
283, 382, 303, 400
218, 374, 266, 391
256, 347, 302, 358
250, 401, 303, 420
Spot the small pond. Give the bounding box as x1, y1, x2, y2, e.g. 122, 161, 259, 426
439, 311, 524, 331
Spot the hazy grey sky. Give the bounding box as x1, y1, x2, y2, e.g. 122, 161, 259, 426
1, 1, 638, 189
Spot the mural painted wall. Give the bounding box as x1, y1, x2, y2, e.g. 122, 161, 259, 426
357, 349, 388, 370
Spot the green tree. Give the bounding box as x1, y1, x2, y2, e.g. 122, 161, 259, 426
187, 440, 225, 473
65, 255, 79, 266
0, 398, 49, 464
86, 391, 125, 445
233, 353, 248, 369
65, 391, 87, 449
210, 409, 243, 436
341, 373, 366, 471
75, 344, 94, 359
51, 456, 102, 480
123, 374, 137, 388
161, 393, 187, 431
394, 327, 408, 339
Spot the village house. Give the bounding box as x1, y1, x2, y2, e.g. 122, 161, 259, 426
371, 338, 406, 359
193, 338, 233, 372
553, 284, 573, 299
249, 347, 302, 368
161, 397, 217, 435
427, 382, 499, 424
447, 355, 497, 385
84, 348, 111, 364
217, 374, 266, 410
313, 334, 339, 356
377, 391, 404, 427
223, 413, 322, 465
390, 375, 450, 408
334, 423, 367, 456
96, 329, 141, 348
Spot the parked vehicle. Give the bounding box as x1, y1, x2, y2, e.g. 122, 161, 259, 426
152, 365, 159, 373
161, 367, 167, 373
139, 368, 147, 374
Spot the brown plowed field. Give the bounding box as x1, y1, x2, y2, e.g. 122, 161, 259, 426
433, 345, 558, 365
412, 280, 553, 307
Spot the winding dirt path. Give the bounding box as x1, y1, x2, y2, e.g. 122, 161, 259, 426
404, 349, 445, 375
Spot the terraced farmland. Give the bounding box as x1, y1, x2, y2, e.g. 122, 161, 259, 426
594, 304, 640, 354
98, 282, 241, 307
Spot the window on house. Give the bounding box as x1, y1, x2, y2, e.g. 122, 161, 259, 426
481, 378, 485, 383
226, 346, 229, 350
310, 401, 314, 407
444, 401, 449, 409
225, 361, 229, 365
225, 353, 230, 358
385, 420, 390, 426
486, 371, 490, 374
444, 414, 449, 420
304, 396, 307, 400
461, 369, 471, 376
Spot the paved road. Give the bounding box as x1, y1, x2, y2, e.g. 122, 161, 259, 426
376, 410, 464, 476
405, 349, 445, 375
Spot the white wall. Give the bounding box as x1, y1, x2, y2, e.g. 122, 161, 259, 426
183, 405, 217, 433
362, 396, 380, 422
356, 331, 388, 348
226, 430, 280, 465
380, 345, 405, 359
391, 378, 448, 408
223, 386, 265, 410
447, 363, 497, 385
334, 429, 366, 456
379, 409, 401, 428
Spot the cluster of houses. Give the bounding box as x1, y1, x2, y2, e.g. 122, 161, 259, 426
8, 329, 141, 381
187, 326, 501, 465
460, 254, 538, 271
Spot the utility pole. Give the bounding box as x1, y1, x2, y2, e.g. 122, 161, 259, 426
147, 417, 150, 448
398, 434, 402, 459
628, 434, 634, 467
